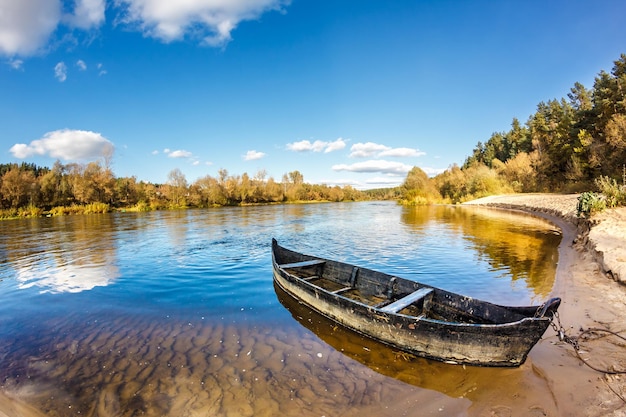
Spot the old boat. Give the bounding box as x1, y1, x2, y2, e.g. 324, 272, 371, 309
272, 238, 561, 367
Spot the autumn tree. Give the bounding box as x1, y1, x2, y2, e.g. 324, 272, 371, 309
0, 167, 37, 208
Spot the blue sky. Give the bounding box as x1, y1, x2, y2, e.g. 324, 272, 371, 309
1, 1, 625, 189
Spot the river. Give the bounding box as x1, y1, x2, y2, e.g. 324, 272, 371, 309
0, 201, 562, 416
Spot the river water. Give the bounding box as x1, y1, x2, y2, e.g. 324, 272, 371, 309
0, 201, 561, 416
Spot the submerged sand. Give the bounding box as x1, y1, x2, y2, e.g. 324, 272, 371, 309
1, 194, 626, 417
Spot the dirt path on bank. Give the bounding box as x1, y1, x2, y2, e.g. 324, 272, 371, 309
465, 194, 626, 417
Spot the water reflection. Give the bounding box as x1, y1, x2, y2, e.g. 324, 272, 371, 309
400, 205, 560, 299
1, 215, 120, 293
274, 283, 558, 413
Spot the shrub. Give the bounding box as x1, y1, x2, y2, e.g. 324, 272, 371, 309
84, 202, 110, 214
577, 192, 606, 217
18, 205, 43, 217
0, 208, 18, 219
594, 175, 626, 208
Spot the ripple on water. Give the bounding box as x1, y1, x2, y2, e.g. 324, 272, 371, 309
0, 202, 561, 416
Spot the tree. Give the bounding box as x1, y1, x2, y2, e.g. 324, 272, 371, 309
0, 167, 36, 208
400, 166, 440, 204
166, 168, 188, 207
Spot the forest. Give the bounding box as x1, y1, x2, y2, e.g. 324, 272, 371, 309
0, 161, 374, 218
1, 54, 625, 219
399, 54, 626, 209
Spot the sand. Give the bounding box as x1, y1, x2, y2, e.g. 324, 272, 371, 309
2, 194, 626, 417
464, 193, 626, 416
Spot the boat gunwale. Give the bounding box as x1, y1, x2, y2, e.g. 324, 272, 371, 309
275, 264, 550, 329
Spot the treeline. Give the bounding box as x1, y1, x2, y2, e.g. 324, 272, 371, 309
0, 161, 369, 218
400, 53, 626, 205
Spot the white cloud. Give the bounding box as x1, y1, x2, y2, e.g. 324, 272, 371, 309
54, 61, 67, 81
167, 149, 193, 158
364, 176, 405, 187
76, 59, 87, 70
286, 137, 346, 153
349, 142, 425, 158
9, 58, 24, 70
151, 149, 159, 155
420, 166, 446, 176
379, 147, 426, 158
10, 129, 114, 161
244, 150, 266, 161
332, 159, 413, 175
349, 142, 389, 158
324, 137, 347, 153
0, 0, 61, 56
0, 0, 289, 58
114, 0, 290, 47
0, 0, 104, 57
67, 0, 106, 29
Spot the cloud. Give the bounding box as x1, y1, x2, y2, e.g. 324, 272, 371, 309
243, 150, 266, 161
349, 142, 425, 158
379, 147, 426, 157
0, 0, 105, 57
114, 0, 290, 47
0, 0, 289, 58
76, 59, 87, 70
166, 149, 193, 158
332, 159, 413, 175
9, 59, 24, 70
420, 166, 446, 176
364, 176, 406, 187
286, 138, 346, 153
54, 61, 67, 81
67, 0, 106, 30
0, 0, 61, 56
10, 129, 114, 161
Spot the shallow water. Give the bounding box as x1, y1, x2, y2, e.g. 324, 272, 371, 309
0, 202, 561, 416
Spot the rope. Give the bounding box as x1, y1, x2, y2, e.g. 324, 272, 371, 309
572, 328, 626, 375
550, 313, 626, 404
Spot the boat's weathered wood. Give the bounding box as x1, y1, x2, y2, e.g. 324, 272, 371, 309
279, 260, 326, 269
271, 238, 561, 367
379, 287, 434, 313
332, 286, 352, 294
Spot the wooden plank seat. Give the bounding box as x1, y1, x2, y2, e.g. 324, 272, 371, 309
331, 286, 352, 295
279, 260, 326, 269
379, 287, 434, 314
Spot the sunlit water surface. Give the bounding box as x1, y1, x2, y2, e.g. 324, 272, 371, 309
0, 202, 562, 416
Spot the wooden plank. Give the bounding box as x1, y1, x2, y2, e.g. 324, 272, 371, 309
379, 287, 434, 314
331, 287, 352, 294
279, 260, 326, 269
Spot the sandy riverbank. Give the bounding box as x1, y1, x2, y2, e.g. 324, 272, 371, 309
464, 193, 626, 416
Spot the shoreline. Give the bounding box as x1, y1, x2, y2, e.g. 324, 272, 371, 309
464, 193, 626, 416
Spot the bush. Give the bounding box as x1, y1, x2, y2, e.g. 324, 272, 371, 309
84, 202, 110, 214
577, 192, 606, 217
126, 201, 151, 212
594, 175, 626, 208
0, 208, 18, 219
18, 205, 43, 217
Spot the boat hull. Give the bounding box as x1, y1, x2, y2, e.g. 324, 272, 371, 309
272, 239, 559, 367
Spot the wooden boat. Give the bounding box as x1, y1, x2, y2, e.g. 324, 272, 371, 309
272, 238, 561, 367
